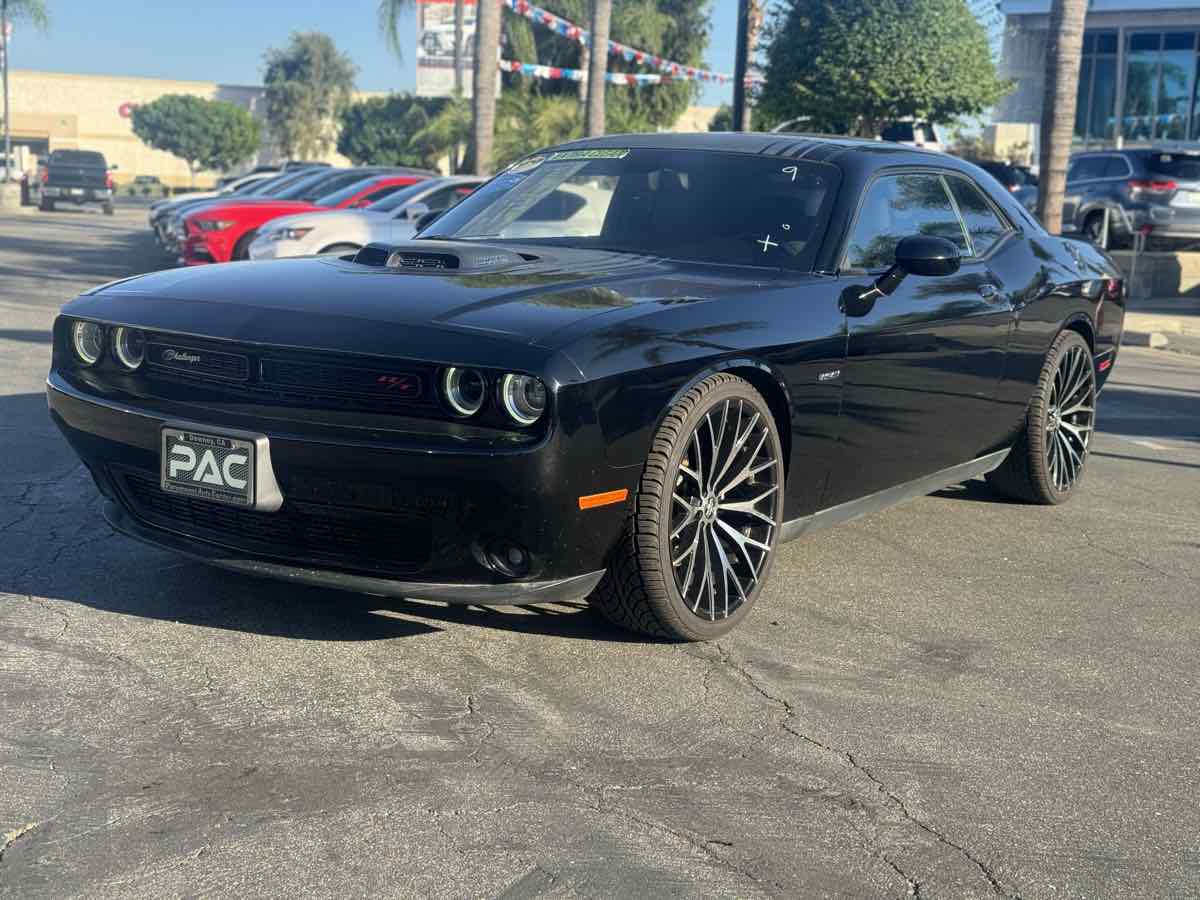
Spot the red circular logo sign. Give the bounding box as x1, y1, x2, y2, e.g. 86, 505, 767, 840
118, 102, 139, 118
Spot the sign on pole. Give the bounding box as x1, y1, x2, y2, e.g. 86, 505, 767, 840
416, 0, 476, 98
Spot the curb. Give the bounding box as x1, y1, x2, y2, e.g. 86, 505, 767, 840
1124, 311, 1200, 338
1123, 330, 1169, 348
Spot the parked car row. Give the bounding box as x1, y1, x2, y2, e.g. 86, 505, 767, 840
148, 164, 487, 265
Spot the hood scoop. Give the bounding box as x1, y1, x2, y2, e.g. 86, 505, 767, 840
352, 240, 533, 275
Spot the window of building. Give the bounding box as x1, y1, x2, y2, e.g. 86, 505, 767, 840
1075, 31, 1120, 148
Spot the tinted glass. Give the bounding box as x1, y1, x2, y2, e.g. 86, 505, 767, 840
1103, 156, 1131, 177
274, 170, 350, 201
420, 184, 471, 211
315, 175, 388, 208
1069, 157, 1106, 181
50, 150, 105, 166
948, 178, 1007, 257
425, 149, 839, 270
881, 123, 914, 142
1148, 152, 1200, 179
255, 171, 320, 196
843, 174, 967, 270
370, 181, 442, 213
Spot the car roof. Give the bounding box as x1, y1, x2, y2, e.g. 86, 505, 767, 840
547, 131, 952, 165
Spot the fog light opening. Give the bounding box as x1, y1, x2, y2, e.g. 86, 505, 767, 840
485, 540, 530, 578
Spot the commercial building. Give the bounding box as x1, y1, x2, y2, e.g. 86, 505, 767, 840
998, 0, 1200, 150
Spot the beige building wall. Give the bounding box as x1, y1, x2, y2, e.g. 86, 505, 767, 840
8, 70, 372, 188
671, 105, 721, 133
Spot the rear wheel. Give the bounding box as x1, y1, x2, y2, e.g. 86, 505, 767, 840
987, 330, 1095, 504
1082, 211, 1107, 247
39, 198, 55, 212
589, 374, 784, 641
102, 203, 115, 216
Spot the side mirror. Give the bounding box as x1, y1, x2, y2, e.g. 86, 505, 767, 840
874, 234, 961, 296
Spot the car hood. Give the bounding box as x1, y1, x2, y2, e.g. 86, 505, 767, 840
190, 199, 317, 220
257, 208, 371, 235
63, 243, 758, 357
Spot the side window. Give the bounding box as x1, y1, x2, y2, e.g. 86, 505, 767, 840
843, 174, 968, 270
1103, 156, 1131, 178
947, 178, 1009, 257
1068, 157, 1105, 182
419, 185, 465, 212
362, 185, 404, 205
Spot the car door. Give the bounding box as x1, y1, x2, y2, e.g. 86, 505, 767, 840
826, 170, 1016, 506
1062, 156, 1106, 231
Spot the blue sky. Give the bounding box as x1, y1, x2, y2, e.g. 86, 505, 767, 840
7, 0, 741, 108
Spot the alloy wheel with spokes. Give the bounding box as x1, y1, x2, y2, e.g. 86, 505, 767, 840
670, 398, 780, 622
588, 373, 785, 640
1043, 342, 1095, 492
987, 329, 1096, 505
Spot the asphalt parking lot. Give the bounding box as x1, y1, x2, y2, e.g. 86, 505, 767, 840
2, 207, 1198, 899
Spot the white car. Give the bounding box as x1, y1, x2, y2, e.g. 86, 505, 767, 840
248, 176, 483, 260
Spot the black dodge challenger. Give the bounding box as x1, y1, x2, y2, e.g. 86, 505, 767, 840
47, 134, 1124, 640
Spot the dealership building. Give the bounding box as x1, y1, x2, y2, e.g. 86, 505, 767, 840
998, 0, 1200, 150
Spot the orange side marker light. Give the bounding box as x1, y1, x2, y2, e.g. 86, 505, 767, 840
578, 489, 629, 510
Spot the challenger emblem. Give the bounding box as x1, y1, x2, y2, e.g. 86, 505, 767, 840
162, 349, 202, 364
375, 374, 419, 394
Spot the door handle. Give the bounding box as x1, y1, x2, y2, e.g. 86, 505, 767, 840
978, 283, 1001, 302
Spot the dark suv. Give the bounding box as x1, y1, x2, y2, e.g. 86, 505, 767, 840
1064, 148, 1200, 246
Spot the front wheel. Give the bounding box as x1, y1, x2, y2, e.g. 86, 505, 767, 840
987, 329, 1096, 504
589, 373, 784, 641
39, 198, 54, 212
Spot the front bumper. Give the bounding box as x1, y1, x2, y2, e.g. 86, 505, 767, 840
47, 372, 628, 604
103, 500, 605, 604
247, 236, 311, 261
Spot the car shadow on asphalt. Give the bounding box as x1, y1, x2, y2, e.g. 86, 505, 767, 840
0, 329, 52, 343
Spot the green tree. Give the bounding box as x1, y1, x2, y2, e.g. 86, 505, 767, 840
756, 0, 1011, 137
494, 91, 583, 168
338, 94, 456, 169
501, 0, 710, 135
131, 94, 261, 184
264, 32, 357, 160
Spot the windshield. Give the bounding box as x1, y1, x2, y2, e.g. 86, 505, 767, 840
50, 150, 105, 166
251, 170, 318, 197
424, 148, 838, 270
369, 181, 439, 213
1149, 153, 1200, 180
273, 170, 345, 201
315, 175, 385, 208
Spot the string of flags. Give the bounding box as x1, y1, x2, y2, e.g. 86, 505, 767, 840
501, 58, 689, 86
503, 0, 761, 86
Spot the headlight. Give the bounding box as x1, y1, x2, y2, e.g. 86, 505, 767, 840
442, 367, 486, 417
499, 374, 547, 426
112, 326, 145, 370
269, 226, 314, 242
71, 321, 104, 366
196, 219, 235, 231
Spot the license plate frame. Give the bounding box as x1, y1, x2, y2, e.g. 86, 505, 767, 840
160, 427, 259, 511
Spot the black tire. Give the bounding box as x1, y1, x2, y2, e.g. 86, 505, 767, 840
318, 243, 361, 256
987, 330, 1096, 505
103, 203, 115, 216
231, 231, 257, 261
588, 373, 785, 641
39, 198, 54, 212
1082, 211, 1106, 248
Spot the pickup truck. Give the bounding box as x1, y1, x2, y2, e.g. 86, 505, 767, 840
36, 149, 115, 214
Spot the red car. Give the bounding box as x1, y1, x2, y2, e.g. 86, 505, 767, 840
181, 170, 430, 264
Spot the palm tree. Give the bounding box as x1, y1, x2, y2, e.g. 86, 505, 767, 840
377, 0, 414, 62
585, 0, 612, 137
1035, 0, 1087, 233
2, 0, 48, 182
472, 0, 502, 174
732, 0, 762, 131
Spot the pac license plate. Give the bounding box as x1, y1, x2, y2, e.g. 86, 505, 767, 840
161, 427, 256, 508
1175, 190, 1200, 206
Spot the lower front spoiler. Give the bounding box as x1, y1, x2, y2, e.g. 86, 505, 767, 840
103, 500, 606, 606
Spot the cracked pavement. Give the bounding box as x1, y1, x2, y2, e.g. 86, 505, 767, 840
2, 208, 1199, 898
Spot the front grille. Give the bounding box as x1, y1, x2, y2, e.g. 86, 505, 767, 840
138, 331, 436, 413
148, 340, 250, 381
261, 358, 423, 400
114, 467, 432, 575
